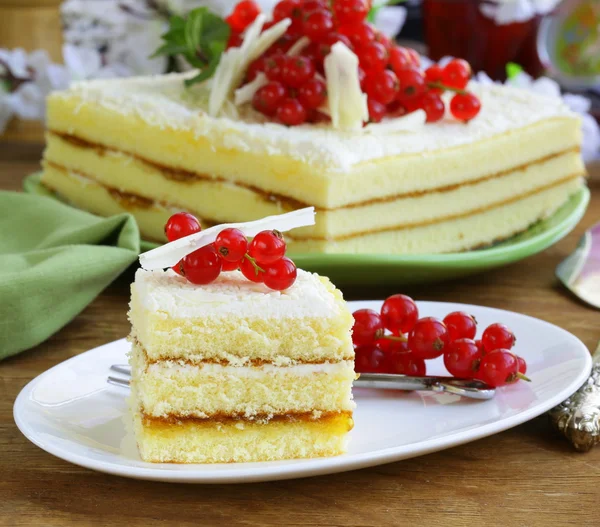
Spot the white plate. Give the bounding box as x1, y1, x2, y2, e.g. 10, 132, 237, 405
14, 301, 591, 483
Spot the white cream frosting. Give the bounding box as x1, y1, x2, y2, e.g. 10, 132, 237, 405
58, 73, 577, 172
133, 267, 343, 319
147, 360, 354, 377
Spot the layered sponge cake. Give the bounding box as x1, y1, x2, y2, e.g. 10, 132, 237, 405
41, 75, 585, 254
128, 267, 355, 463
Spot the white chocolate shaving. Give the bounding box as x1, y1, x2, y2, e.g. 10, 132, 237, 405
363, 110, 426, 134
234, 72, 268, 106
324, 42, 368, 131
208, 15, 290, 117
287, 36, 310, 56
139, 207, 316, 270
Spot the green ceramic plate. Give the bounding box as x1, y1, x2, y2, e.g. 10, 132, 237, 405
24, 173, 590, 285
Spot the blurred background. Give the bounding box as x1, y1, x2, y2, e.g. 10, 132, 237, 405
1, 0, 599, 153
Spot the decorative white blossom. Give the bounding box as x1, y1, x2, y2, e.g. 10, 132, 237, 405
480, 0, 561, 25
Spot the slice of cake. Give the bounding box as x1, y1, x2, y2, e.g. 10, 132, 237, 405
39, 6, 587, 254
128, 267, 355, 463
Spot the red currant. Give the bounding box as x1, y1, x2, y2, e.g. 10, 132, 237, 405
302, 0, 328, 10
281, 55, 315, 88
363, 69, 399, 104
264, 256, 297, 290
374, 31, 392, 51
449, 92, 481, 121
380, 294, 419, 334
388, 45, 411, 75
354, 345, 389, 374
172, 260, 183, 275
367, 98, 386, 123
270, 33, 297, 54
307, 109, 330, 123
240, 256, 265, 283
164, 212, 201, 242
214, 228, 248, 262
333, 0, 369, 25
389, 353, 426, 376
442, 58, 471, 90
308, 33, 353, 64
303, 9, 334, 42
443, 311, 477, 341
424, 64, 444, 94
221, 259, 241, 272
276, 97, 308, 125
357, 41, 388, 74
264, 55, 285, 82
182, 244, 222, 285
227, 32, 243, 50
406, 48, 420, 67
247, 56, 267, 82
517, 356, 527, 375
477, 349, 518, 388
339, 21, 375, 48
481, 323, 515, 353
376, 336, 409, 354
386, 100, 407, 117
252, 82, 286, 116
248, 230, 286, 265
443, 338, 482, 378
352, 309, 384, 346
228, 0, 261, 33
408, 317, 449, 360
416, 92, 445, 122
396, 67, 426, 100
298, 78, 327, 109
273, 0, 301, 21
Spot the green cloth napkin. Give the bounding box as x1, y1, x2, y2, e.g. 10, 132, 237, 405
0, 191, 140, 360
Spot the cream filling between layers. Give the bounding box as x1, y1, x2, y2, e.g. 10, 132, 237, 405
130, 343, 356, 419
41, 150, 585, 242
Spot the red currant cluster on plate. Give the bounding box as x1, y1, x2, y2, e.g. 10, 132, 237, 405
352, 294, 529, 388
224, 0, 481, 125
164, 212, 297, 290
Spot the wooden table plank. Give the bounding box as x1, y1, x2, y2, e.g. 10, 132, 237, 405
1, 143, 599, 526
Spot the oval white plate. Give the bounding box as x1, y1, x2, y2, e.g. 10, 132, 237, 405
14, 301, 591, 483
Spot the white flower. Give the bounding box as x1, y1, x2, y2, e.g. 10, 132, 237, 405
0, 91, 14, 135
479, 0, 561, 25
0, 48, 70, 125
373, 6, 407, 38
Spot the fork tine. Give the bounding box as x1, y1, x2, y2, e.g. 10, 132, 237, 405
107, 376, 131, 388
110, 364, 131, 376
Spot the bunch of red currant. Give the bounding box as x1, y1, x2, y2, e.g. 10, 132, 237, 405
352, 294, 529, 388
224, 0, 481, 125
164, 212, 297, 290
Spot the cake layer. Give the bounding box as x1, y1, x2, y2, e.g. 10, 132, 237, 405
46, 76, 580, 208
132, 410, 353, 463
43, 132, 585, 240
43, 161, 584, 254
129, 268, 354, 363
130, 342, 355, 418
290, 177, 584, 253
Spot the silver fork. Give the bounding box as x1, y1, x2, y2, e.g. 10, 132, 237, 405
109, 364, 495, 400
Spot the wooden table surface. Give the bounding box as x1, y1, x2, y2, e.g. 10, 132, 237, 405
1, 142, 599, 527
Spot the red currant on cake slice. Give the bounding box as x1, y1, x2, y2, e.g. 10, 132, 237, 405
140, 208, 317, 291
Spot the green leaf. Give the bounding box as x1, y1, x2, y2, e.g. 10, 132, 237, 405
152, 6, 231, 87
367, 0, 407, 23
184, 8, 205, 56
183, 61, 220, 86
506, 62, 524, 80
151, 42, 188, 58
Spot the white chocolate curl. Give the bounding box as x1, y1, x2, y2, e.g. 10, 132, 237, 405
139, 207, 316, 270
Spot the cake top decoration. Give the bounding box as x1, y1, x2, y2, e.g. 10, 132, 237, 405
139, 207, 316, 291
153, 1, 482, 129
